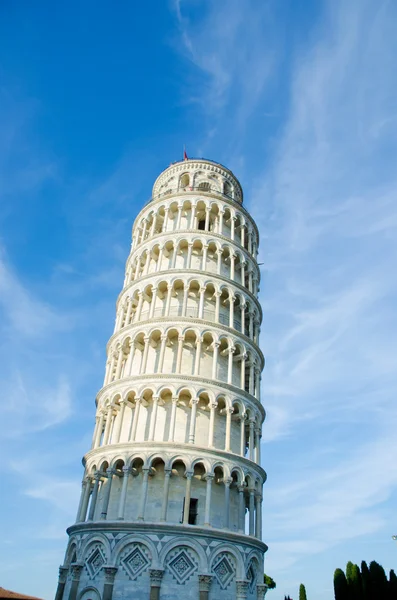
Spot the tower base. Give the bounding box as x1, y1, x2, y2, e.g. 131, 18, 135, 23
58, 522, 267, 600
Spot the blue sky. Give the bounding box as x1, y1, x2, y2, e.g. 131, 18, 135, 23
1, 1, 397, 598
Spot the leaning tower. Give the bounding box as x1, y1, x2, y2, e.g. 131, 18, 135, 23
55, 158, 267, 600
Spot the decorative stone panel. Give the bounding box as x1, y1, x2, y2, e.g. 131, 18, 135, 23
167, 547, 199, 585
120, 543, 151, 580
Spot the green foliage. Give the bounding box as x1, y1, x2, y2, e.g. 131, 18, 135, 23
299, 583, 307, 600
389, 569, 397, 599
333, 559, 397, 600
347, 563, 363, 600
361, 561, 371, 600
369, 560, 388, 600
263, 573, 276, 589
334, 568, 349, 600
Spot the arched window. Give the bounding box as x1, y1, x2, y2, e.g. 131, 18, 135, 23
224, 181, 232, 197
198, 181, 211, 192
180, 173, 190, 188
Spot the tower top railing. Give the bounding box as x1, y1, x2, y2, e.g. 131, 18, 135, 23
152, 158, 244, 204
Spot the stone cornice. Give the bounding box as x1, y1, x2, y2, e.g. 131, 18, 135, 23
83, 440, 267, 480
129, 228, 259, 276
106, 316, 265, 367
96, 373, 266, 419
66, 520, 268, 554
117, 268, 263, 319
134, 190, 260, 241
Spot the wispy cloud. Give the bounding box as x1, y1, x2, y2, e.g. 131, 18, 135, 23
173, 0, 397, 590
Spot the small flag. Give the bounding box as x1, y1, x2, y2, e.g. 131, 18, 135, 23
183, 146, 188, 160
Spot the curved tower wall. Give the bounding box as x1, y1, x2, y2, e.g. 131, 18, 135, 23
55, 159, 268, 600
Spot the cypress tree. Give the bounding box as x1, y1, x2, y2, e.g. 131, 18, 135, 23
299, 583, 307, 600
334, 568, 349, 600
369, 560, 388, 600
389, 569, 397, 599
361, 561, 371, 600
348, 563, 363, 600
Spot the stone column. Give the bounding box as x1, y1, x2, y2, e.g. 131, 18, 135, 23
240, 353, 246, 390
204, 207, 211, 230
124, 342, 135, 377
100, 468, 115, 520
254, 427, 261, 463
87, 472, 101, 521
149, 287, 157, 318
218, 209, 224, 234
198, 286, 205, 318
77, 477, 92, 523
107, 351, 117, 383
168, 396, 178, 441
124, 297, 133, 326
214, 291, 221, 322
241, 262, 246, 288
187, 243, 193, 270
217, 249, 223, 275
236, 580, 249, 600
117, 466, 131, 520
182, 283, 189, 315
149, 569, 164, 600
114, 348, 124, 379
135, 292, 144, 321
225, 407, 233, 452
208, 402, 216, 447
230, 252, 236, 280
240, 415, 246, 456
141, 336, 150, 373
156, 245, 164, 271
114, 401, 126, 443
137, 468, 150, 520
157, 335, 167, 373
75, 478, 88, 523
176, 203, 183, 229
231, 216, 236, 241
198, 574, 213, 600
227, 346, 235, 384
224, 478, 232, 529
238, 485, 245, 533
190, 204, 197, 229
241, 223, 245, 247
249, 489, 255, 536
255, 493, 262, 540
257, 584, 268, 599
229, 294, 235, 328
102, 566, 118, 600
248, 231, 252, 254
163, 207, 169, 231
148, 396, 159, 440
150, 214, 157, 236
68, 564, 83, 600
102, 406, 113, 446
176, 335, 184, 373
212, 342, 219, 380
54, 566, 68, 600
130, 398, 141, 441
249, 419, 255, 461
204, 474, 214, 526
255, 368, 261, 400
183, 471, 193, 524
201, 243, 208, 271
141, 219, 148, 240
188, 398, 199, 443
194, 338, 201, 376
171, 243, 178, 269
160, 469, 172, 521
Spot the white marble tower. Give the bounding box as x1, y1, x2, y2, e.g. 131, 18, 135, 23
55, 158, 268, 600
